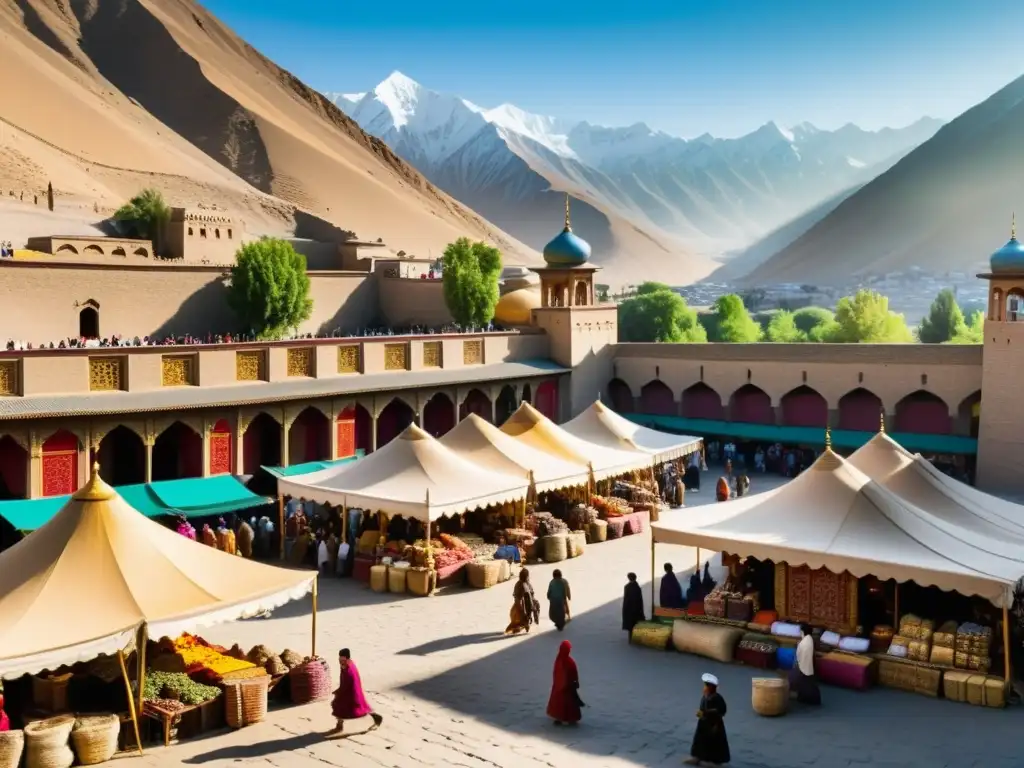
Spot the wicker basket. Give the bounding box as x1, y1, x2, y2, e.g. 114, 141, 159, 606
630, 621, 672, 650
70, 714, 119, 765
751, 678, 788, 716
466, 560, 502, 589
568, 532, 586, 558
606, 518, 626, 539
407, 567, 433, 596
671, 620, 744, 663
290, 658, 332, 705
369, 565, 388, 593
387, 566, 408, 593
225, 676, 270, 729
31, 674, 72, 713
589, 520, 608, 542
24, 715, 74, 768
542, 534, 568, 563
0, 730, 24, 768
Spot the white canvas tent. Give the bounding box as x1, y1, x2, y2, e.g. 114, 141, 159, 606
651, 448, 1024, 609
563, 400, 702, 463
279, 423, 529, 521
440, 414, 591, 493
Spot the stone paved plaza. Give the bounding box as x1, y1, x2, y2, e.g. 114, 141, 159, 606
137, 479, 1021, 768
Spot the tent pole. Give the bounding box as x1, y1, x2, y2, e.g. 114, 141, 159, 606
425, 490, 435, 595
278, 494, 285, 560
649, 530, 656, 620
117, 650, 143, 755
311, 576, 319, 658
696, 547, 700, 570
135, 624, 148, 717
1003, 604, 1011, 685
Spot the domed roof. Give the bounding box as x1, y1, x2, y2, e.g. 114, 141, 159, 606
494, 287, 541, 326
543, 195, 592, 267
991, 215, 1024, 273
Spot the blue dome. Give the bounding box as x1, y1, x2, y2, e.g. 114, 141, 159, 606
543, 228, 592, 267
990, 236, 1024, 273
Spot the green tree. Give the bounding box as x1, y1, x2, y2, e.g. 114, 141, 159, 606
713, 294, 762, 342
441, 238, 502, 326
637, 281, 673, 296
765, 310, 807, 342
823, 289, 913, 343
949, 310, 984, 344
792, 306, 835, 336
618, 289, 707, 343
114, 188, 171, 253
919, 288, 967, 343
227, 238, 312, 339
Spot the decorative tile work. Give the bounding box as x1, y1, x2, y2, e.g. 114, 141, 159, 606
338, 345, 360, 374
209, 432, 232, 475
42, 452, 77, 497
286, 348, 314, 377
0, 360, 18, 395
235, 351, 265, 382
89, 358, 123, 391
384, 343, 408, 371
463, 340, 483, 365
422, 341, 442, 368
336, 418, 356, 459
161, 355, 194, 386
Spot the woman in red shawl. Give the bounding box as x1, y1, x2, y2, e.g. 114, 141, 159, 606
330, 648, 383, 734
546, 640, 583, 725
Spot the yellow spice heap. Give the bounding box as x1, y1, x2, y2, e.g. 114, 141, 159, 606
173, 634, 256, 676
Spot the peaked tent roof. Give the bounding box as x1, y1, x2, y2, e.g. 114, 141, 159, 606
0, 466, 315, 679
440, 414, 590, 493
499, 402, 652, 480
563, 400, 702, 463
278, 423, 529, 521
652, 449, 1024, 607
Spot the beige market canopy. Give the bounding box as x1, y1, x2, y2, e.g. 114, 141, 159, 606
440, 414, 591, 493
499, 402, 652, 480
563, 400, 703, 463
651, 448, 1024, 608
278, 423, 529, 521
0, 466, 316, 680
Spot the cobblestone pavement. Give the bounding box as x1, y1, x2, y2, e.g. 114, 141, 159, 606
138, 477, 1020, 768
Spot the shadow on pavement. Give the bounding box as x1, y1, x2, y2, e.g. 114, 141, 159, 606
397, 632, 510, 656
181, 731, 326, 763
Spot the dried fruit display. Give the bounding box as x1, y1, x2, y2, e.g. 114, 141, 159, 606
143, 671, 220, 706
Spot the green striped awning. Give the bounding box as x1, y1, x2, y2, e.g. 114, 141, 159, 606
262, 450, 365, 479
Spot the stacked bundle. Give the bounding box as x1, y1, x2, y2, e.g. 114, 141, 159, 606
954, 623, 992, 674
898, 615, 934, 662
532, 512, 569, 537
589, 495, 630, 519
929, 621, 958, 666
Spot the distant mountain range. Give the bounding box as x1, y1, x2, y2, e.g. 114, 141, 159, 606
326, 73, 942, 285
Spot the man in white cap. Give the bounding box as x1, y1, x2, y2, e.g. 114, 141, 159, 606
685, 672, 730, 765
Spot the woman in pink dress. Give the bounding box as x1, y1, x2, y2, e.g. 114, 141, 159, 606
330, 648, 383, 734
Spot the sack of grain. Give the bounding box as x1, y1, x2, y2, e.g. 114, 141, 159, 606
671, 620, 743, 663
929, 645, 954, 667
543, 534, 568, 563
943, 670, 970, 702
589, 520, 608, 543
631, 621, 672, 651
933, 621, 958, 649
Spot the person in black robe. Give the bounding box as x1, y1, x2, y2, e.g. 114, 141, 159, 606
659, 563, 685, 609
685, 569, 703, 605
701, 562, 716, 595
686, 673, 730, 766
622, 573, 645, 639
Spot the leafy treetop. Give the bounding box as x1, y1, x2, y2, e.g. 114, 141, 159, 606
227, 237, 313, 339
441, 238, 502, 326
618, 283, 706, 343
919, 288, 967, 344
713, 294, 762, 342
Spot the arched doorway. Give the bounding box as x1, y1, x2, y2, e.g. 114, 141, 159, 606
682, 383, 724, 420
460, 389, 492, 422
837, 388, 883, 432
378, 398, 415, 447
354, 405, 372, 454
640, 380, 676, 416
574, 281, 588, 306
780, 386, 828, 428
288, 407, 330, 465
79, 305, 99, 339
495, 386, 518, 426
607, 379, 633, 413
957, 391, 981, 438
42, 430, 79, 497
535, 381, 559, 421
729, 384, 773, 424
423, 393, 456, 437
895, 391, 950, 435
208, 419, 233, 475
0, 436, 27, 500
152, 422, 203, 481
522, 384, 532, 405
96, 426, 145, 486
243, 412, 282, 474
336, 407, 357, 459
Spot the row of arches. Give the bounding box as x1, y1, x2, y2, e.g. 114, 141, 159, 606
608, 379, 979, 436
55, 243, 150, 257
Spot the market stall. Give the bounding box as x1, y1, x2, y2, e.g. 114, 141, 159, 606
0, 464, 319, 760
646, 435, 1024, 708
563, 400, 702, 464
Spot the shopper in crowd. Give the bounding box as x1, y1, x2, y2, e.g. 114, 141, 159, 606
546, 640, 583, 726
329, 648, 383, 734
547, 568, 572, 631
622, 572, 645, 639
790, 624, 822, 705
686, 449, 702, 492
686, 673, 730, 766
235, 516, 254, 558
735, 472, 750, 498
659, 562, 685, 610
686, 567, 704, 606
505, 568, 539, 635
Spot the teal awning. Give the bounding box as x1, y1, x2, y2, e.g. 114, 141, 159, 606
626, 415, 978, 456
0, 475, 272, 531
262, 450, 365, 479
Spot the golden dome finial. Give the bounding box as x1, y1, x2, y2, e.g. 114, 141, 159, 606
879, 409, 886, 433
73, 461, 116, 501
1013, 212, 1017, 240
564, 193, 572, 232
824, 426, 832, 450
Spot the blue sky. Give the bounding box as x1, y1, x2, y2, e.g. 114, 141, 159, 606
204, 0, 1022, 138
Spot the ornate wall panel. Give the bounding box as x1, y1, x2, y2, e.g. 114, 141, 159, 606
161, 355, 195, 386
422, 341, 442, 369
89, 358, 123, 391
338, 345, 360, 374
384, 343, 408, 371
0, 360, 18, 395
286, 348, 314, 377
235, 351, 266, 382
463, 340, 483, 365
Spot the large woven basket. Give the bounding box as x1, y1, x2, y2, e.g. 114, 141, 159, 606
589, 520, 608, 542
671, 620, 744, 663
631, 621, 672, 650
406, 567, 432, 596
466, 560, 502, 589
0, 730, 24, 768
290, 658, 332, 705
387, 566, 407, 593
751, 678, 788, 716
369, 565, 388, 593
542, 534, 568, 563
31, 674, 72, 713
70, 714, 119, 765
225, 676, 270, 729
567, 532, 587, 558
24, 715, 75, 768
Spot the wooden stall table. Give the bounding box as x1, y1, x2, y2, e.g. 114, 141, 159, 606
142, 697, 223, 747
